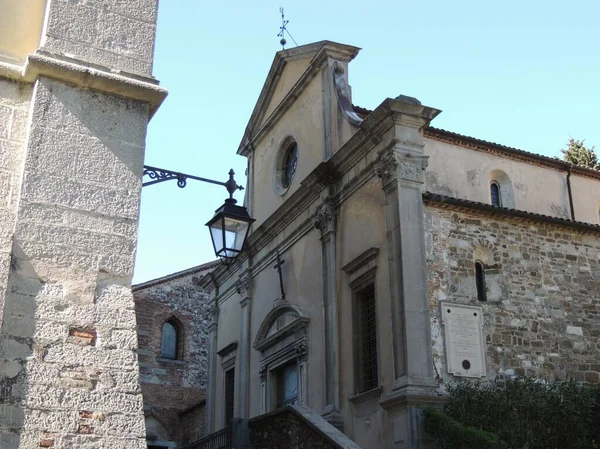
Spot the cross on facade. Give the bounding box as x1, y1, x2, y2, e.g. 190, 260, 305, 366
274, 251, 286, 301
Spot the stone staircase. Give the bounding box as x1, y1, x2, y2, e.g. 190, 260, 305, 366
249, 405, 363, 449
187, 406, 363, 449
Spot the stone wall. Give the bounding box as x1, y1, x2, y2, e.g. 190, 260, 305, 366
0, 78, 30, 329
0, 75, 150, 448
42, 0, 158, 76
133, 267, 214, 445
249, 405, 362, 449
179, 403, 206, 447
426, 205, 600, 384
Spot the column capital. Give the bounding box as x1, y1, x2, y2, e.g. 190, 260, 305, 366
374, 148, 429, 189
313, 199, 337, 236
207, 300, 219, 332
235, 274, 252, 302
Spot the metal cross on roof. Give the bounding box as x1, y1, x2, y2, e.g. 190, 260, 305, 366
273, 251, 286, 301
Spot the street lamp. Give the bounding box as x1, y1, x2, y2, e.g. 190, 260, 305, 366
143, 165, 255, 264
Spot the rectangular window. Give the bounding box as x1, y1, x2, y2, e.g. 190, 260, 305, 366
276, 362, 298, 408
224, 368, 235, 426
356, 283, 378, 393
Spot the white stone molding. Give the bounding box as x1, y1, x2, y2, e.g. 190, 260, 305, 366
342, 247, 380, 286
253, 302, 309, 352
218, 342, 238, 371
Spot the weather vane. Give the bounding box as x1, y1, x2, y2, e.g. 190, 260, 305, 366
277, 7, 298, 50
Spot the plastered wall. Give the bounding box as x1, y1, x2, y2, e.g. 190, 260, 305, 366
0, 0, 47, 62
252, 76, 324, 228
424, 138, 600, 224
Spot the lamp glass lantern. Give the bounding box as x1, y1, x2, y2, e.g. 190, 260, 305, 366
206, 198, 255, 263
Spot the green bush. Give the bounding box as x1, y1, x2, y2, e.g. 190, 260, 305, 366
422, 407, 507, 449
423, 378, 600, 449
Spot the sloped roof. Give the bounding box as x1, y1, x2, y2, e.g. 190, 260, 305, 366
132, 259, 220, 292
353, 105, 600, 180
424, 193, 600, 233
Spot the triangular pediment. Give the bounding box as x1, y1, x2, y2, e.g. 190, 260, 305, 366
237, 40, 360, 156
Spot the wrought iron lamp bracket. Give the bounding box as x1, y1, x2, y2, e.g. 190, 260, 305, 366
143, 165, 244, 200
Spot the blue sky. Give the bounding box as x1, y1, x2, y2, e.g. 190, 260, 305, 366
134, 0, 600, 283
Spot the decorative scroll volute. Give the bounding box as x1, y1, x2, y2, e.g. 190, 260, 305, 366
313, 200, 337, 236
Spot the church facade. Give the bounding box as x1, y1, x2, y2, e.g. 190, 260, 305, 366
200, 41, 600, 448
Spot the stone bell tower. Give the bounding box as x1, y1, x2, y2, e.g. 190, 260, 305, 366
0, 1, 166, 447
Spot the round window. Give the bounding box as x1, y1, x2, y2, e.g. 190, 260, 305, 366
275, 138, 298, 194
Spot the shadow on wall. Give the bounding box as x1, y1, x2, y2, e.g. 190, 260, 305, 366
0, 74, 150, 446
0, 243, 43, 448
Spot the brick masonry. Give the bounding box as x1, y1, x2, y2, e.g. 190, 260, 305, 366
133, 267, 214, 445
426, 205, 600, 384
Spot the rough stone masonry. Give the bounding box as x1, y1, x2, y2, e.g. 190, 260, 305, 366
0, 0, 167, 447
427, 205, 600, 385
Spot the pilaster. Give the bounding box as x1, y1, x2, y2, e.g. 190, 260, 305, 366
313, 197, 342, 427
235, 273, 252, 419
205, 300, 219, 434
374, 97, 441, 448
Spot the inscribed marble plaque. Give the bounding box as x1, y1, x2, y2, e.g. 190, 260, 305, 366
442, 303, 486, 377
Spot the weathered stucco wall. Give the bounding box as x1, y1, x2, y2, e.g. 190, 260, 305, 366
426, 205, 600, 384
424, 137, 600, 224
262, 58, 312, 123
252, 75, 324, 229
212, 225, 326, 429
133, 273, 210, 445
337, 178, 388, 448
0, 0, 47, 62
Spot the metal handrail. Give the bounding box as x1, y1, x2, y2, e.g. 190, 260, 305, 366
180, 426, 231, 449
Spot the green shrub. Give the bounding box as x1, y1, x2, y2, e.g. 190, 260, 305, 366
422, 407, 507, 449
425, 378, 600, 449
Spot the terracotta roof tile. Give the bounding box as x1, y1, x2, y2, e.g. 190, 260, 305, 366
423, 192, 600, 233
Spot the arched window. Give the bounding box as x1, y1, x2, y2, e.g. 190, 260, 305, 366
488, 170, 514, 208
490, 181, 501, 207
161, 319, 181, 359
475, 261, 487, 302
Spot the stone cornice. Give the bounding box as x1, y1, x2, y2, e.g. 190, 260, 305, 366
424, 193, 600, 234
0, 50, 167, 117
342, 247, 379, 275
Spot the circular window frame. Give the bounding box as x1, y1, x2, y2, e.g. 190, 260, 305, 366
274, 136, 298, 196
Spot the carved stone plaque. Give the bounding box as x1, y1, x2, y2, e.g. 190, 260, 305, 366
442, 303, 486, 378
